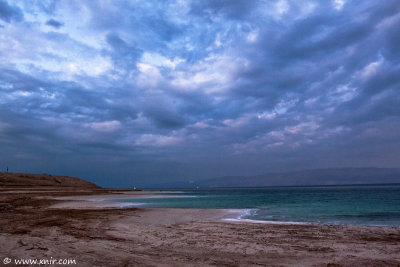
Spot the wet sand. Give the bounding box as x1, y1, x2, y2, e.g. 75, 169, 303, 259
1, 186, 400, 266
48, 191, 190, 209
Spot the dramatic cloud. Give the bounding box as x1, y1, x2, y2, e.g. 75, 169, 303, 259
45, 18, 63, 28
0, 0, 23, 23
0, 0, 399, 187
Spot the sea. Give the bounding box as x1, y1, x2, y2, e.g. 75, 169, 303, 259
112, 184, 400, 226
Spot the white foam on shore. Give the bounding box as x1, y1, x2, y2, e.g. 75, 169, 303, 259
223, 218, 311, 225
117, 202, 147, 208
222, 209, 311, 225
152, 191, 186, 194
223, 208, 257, 219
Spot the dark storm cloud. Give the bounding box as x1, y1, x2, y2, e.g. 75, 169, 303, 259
271, 1, 400, 61
144, 104, 186, 130
105, 32, 142, 70
0, 0, 399, 187
45, 18, 63, 28
190, 0, 255, 20
385, 21, 400, 58
0, 0, 23, 22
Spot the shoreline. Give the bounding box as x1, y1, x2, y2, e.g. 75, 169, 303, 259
1, 186, 400, 266
48, 191, 400, 228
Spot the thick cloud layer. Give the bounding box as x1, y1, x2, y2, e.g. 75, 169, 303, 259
0, 0, 399, 187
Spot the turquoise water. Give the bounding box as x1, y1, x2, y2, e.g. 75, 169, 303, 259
114, 184, 400, 226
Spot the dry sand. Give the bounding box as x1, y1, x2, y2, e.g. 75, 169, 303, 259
1, 180, 400, 266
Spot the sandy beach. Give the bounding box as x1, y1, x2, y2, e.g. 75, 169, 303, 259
1, 174, 400, 266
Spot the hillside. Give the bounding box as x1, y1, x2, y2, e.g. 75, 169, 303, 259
0, 172, 100, 188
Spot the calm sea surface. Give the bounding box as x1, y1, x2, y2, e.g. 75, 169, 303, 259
113, 184, 400, 226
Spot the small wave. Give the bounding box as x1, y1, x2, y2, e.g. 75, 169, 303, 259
153, 191, 186, 194
223, 209, 258, 220
117, 202, 148, 208
223, 217, 311, 225
238, 209, 258, 220
223, 208, 311, 225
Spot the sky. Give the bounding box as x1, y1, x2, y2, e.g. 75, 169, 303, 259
0, 0, 399, 187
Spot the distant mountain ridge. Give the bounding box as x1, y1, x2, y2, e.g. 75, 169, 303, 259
149, 168, 400, 189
